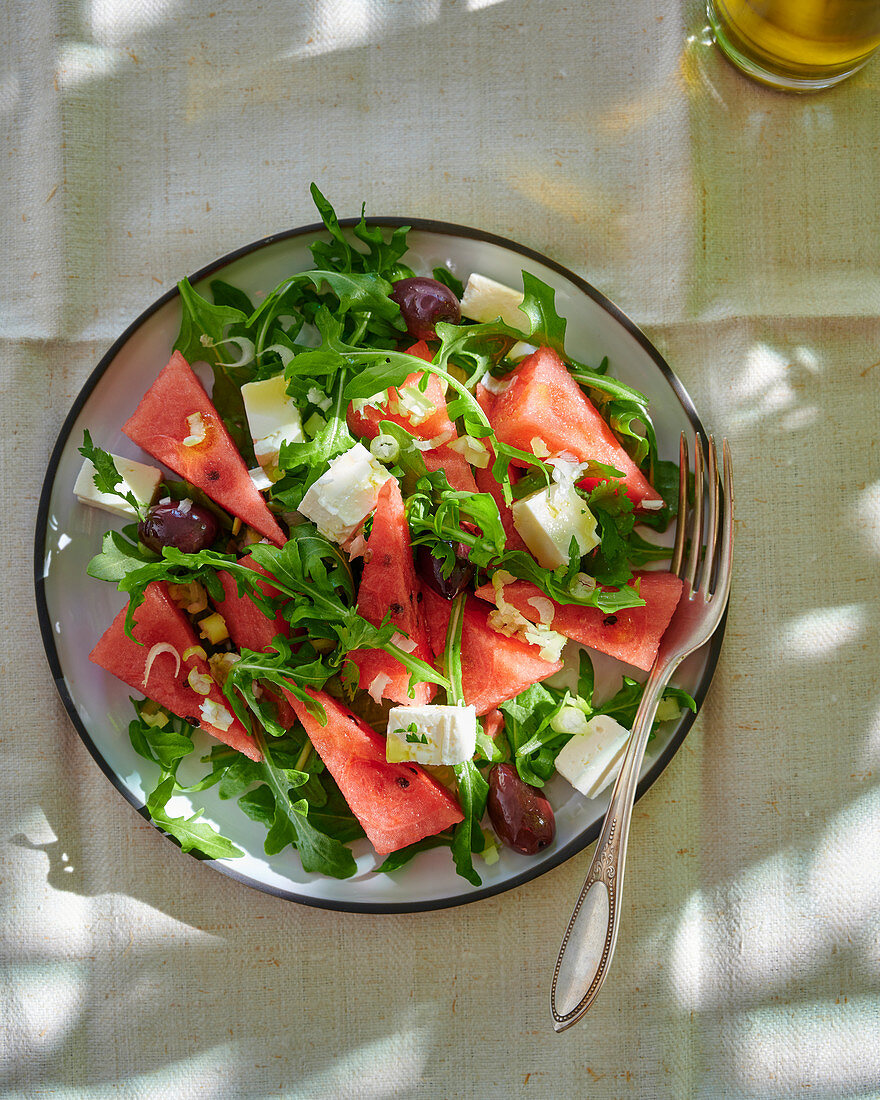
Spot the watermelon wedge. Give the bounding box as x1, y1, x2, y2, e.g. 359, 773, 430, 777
281, 686, 463, 854
347, 341, 477, 493
122, 351, 287, 546
349, 479, 435, 706
211, 556, 296, 729
473, 449, 528, 553
478, 346, 662, 509
89, 580, 260, 760
473, 571, 683, 672
421, 588, 562, 715
213, 556, 289, 654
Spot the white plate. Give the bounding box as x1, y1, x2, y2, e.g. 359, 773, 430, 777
34, 219, 724, 912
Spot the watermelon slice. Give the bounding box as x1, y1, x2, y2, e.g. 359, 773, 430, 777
213, 556, 289, 654
122, 351, 287, 546
89, 580, 260, 760
211, 556, 296, 729
421, 588, 562, 715
473, 572, 683, 672
280, 686, 463, 854
349, 479, 435, 706
473, 450, 528, 553
347, 340, 477, 493
478, 346, 662, 509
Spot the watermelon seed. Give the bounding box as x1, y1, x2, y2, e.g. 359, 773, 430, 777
603, 615, 618, 626
207, 469, 220, 481
396, 777, 410, 789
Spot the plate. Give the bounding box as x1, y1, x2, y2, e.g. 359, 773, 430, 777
34, 218, 725, 912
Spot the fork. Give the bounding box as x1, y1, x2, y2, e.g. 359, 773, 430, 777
550, 433, 734, 1031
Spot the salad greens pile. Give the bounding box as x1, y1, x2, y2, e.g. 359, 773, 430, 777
82, 185, 693, 886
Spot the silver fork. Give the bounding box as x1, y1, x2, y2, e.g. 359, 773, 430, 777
550, 433, 734, 1031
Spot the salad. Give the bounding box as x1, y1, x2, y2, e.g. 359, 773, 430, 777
75, 186, 694, 887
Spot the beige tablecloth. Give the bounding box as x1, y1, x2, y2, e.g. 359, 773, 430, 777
4, 2, 880, 1097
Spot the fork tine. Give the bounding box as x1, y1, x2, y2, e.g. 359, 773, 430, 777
684, 434, 705, 592
715, 438, 734, 605
671, 433, 688, 576
697, 436, 720, 593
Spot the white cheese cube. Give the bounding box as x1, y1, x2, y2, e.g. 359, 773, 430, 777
554, 715, 631, 800
386, 704, 478, 766
459, 273, 528, 329
241, 373, 304, 468
511, 483, 599, 569
74, 454, 162, 519
298, 443, 393, 544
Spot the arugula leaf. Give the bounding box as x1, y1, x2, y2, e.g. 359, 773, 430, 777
376, 833, 453, 873
149, 806, 245, 859
451, 759, 489, 887
128, 702, 244, 859
78, 432, 145, 518
251, 727, 357, 876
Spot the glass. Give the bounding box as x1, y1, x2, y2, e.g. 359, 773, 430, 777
707, 0, 880, 91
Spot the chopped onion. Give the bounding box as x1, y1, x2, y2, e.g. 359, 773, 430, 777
182, 644, 207, 662
367, 673, 391, 703
187, 668, 213, 696
177, 497, 193, 515
394, 384, 436, 426
411, 430, 454, 452
208, 652, 240, 685
142, 642, 180, 690
530, 437, 551, 459
570, 572, 596, 598
527, 595, 556, 625
351, 390, 388, 415
199, 699, 233, 732
182, 412, 207, 447
370, 434, 400, 464
391, 631, 417, 654
479, 371, 512, 396
448, 435, 490, 468
260, 342, 295, 368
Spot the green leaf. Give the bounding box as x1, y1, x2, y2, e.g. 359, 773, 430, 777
88, 529, 158, 583
451, 759, 489, 887
77, 431, 144, 518
432, 267, 465, 298
173, 277, 247, 365
500, 684, 563, 787
150, 807, 245, 859
376, 833, 453, 873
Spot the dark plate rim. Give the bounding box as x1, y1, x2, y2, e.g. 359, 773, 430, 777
33, 215, 725, 914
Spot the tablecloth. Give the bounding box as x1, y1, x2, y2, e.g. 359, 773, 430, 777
4, 1, 879, 1097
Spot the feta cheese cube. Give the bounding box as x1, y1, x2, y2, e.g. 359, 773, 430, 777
511, 483, 599, 569
298, 443, 393, 544
386, 704, 478, 766
554, 714, 631, 800
459, 273, 528, 329
74, 454, 161, 519
241, 373, 304, 468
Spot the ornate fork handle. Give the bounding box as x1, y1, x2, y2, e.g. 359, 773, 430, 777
550, 655, 679, 1031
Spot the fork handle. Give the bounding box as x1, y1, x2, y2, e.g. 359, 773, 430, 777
550, 656, 679, 1031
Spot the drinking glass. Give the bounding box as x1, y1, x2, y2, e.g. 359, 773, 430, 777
707, 0, 880, 91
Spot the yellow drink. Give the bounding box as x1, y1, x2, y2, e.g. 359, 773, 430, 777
707, 0, 880, 90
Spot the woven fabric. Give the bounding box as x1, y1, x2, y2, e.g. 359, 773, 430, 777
3, 2, 879, 1097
